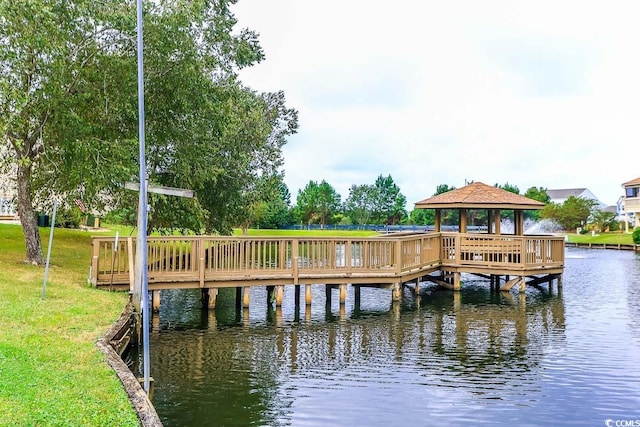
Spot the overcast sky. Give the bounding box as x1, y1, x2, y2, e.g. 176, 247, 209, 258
232, 1, 640, 208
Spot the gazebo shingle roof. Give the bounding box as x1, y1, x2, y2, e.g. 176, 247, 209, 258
415, 181, 545, 210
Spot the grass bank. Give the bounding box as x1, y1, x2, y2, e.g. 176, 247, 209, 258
565, 231, 635, 245
0, 223, 139, 426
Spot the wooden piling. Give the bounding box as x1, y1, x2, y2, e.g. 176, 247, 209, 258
235, 287, 242, 310
275, 285, 284, 307
266, 285, 275, 305
242, 286, 250, 309
453, 272, 461, 291
392, 282, 401, 301
152, 290, 160, 312
339, 284, 347, 305
207, 288, 218, 310
518, 276, 526, 293
305, 284, 312, 306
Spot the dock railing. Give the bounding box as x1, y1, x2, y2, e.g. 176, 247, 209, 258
440, 232, 565, 270
90, 233, 564, 288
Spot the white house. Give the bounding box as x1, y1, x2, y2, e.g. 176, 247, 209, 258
621, 177, 640, 232
0, 171, 17, 219
547, 188, 608, 209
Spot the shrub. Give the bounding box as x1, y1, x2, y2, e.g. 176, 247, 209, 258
633, 227, 640, 245
55, 206, 82, 228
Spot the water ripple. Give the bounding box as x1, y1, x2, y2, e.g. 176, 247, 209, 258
145, 248, 640, 426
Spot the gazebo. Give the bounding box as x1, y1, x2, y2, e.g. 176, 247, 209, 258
414, 182, 564, 293
414, 181, 545, 235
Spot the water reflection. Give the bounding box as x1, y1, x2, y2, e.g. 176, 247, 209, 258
147, 280, 568, 426
144, 249, 640, 426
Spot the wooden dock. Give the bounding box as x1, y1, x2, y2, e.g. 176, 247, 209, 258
90, 232, 564, 309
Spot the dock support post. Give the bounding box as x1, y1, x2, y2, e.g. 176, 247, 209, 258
354, 286, 361, 308
243, 286, 250, 309
235, 287, 242, 310
557, 274, 563, 287
392, 282, 402, 302
339, 284, 347, 305
453, 272, 461, 291
414, 280, 420, 295
294, 285, 301, 306
266, 285, 274, 304
325, 285, 332, 306
518, 276, 526, 293
305, 284, 312, 306
152, 290, 160, 312
207, 288, 218, 309
275, 285, 284, 307
305, 304, 312, 323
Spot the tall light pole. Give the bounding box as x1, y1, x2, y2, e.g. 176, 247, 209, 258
135, 0, 151, 394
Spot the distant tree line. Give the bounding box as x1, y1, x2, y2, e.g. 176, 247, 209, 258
235, 178, 619, 233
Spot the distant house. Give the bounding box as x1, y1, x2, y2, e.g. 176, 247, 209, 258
547, 188, 607, 209
0, 171, 17, 219
621, 177, 640, 232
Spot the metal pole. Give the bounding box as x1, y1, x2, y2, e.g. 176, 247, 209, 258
136, 0, 151, 394
41, 199, 58, 300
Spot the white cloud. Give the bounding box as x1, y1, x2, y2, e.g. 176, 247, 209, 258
233, 0, 640, 208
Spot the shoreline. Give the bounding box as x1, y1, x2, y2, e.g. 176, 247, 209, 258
97, 302, 163, 426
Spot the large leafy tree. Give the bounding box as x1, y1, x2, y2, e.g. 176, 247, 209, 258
344, 184, 376, 226
253, 176, 292, 230
1, 1, 138, 264
236, 173, 292, 233
372, 174, 406, 225
296, 180, 341, 227
495, 182, 520, 195
524, 186, 551, 220
1, 0, 297, 263
541, 196, 596, 231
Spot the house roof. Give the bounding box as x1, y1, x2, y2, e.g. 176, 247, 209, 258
414, 181, 545, 210
547, 188, 587, 200
622, 177, 640, 186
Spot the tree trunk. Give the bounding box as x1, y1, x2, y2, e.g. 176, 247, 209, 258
16, 161, 43, 265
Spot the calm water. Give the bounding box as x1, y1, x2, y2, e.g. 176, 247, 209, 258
143, 248, 640, 426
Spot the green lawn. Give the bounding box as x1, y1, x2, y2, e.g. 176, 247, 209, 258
565, 231, 635, 245
233, 228, 379, 237
0, 223, 139, 426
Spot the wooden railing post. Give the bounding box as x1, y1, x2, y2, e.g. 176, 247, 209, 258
395, 238, 402, 274
292, 239, 299, 285
127, 237, 135, 292
198, 237, 205, 288
345, 239, 352, 268
90, 238, 100, 286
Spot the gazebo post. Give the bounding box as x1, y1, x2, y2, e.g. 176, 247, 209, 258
435, 209, 441, 232
459, 209, 467, 233
487, 209, 493, 234
494, 210, 501, 235
515, 210, 524, 235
